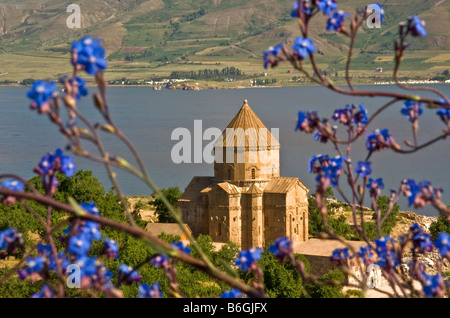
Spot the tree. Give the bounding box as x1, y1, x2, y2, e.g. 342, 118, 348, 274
429, 215, 450, 241
372, 195, 399, 236
151, 187, 182, 223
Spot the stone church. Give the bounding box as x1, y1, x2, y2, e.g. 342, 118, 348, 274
179, 100, 309, 249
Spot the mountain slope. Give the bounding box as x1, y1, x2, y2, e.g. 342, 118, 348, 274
0, 0, 449, 82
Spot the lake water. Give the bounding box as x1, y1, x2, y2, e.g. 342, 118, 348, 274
0, 84, 449, 216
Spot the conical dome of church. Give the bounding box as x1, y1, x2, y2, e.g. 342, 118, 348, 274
215, 100, 280, 149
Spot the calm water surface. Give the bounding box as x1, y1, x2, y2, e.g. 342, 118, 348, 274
0, 84, 449, 216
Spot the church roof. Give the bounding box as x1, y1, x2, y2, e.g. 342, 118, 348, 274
247, 183, 263, 194
179, 176, 215, 202
264, 177, 309, 194
214, 100, 280, 148
215, 182, 241, 194
145, 223, 192, 239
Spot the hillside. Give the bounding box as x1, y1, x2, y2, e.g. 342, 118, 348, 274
0, 0, 449, 84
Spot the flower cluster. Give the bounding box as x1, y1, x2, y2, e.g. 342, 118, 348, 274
407, 15, 427, 37
71, 36, 108, 76
401, 100, 423, 122
409, 223, 434, 254
366, 177, 384, 198
365, 128, 395, 152
330, 247, 352, 265
27, 80, 57, 113
138, 282, 163, 298
332, 104, 368, 126
317, 0, 338, 15
263, 44, 283, 69
268, 237, 293, 261
221, 288, 244, 298
60, 76, 89, 101
0, 228, 24, 257
326, 11, 350, 32
308, 154, 347, 187
0, 179, 25, 205
400, 179, 443, 208
234, 247, 263, 271
295, 110, 320, 133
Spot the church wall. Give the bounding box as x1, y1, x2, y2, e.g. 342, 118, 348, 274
263, 193, 287, 246
286, 188, 308, 242
179, 201, 204, 237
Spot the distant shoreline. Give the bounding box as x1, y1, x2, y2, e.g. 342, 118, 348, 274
0, 82, 448, 90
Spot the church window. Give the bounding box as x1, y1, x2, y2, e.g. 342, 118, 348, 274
227, 169, 231, 180
251, 168, 256, 179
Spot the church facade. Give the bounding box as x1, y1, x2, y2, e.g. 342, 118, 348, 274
179, 100, 309, 249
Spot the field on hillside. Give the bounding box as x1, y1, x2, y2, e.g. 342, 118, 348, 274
0, 0, 449, 84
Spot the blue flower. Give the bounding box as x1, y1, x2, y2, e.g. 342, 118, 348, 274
412, 232, 434, 253
434, 233, 450, 257
330, 248, 352, 264
171, 241, 191, 255
0, 179, 25, 192
291, 1, 312, 17
27, 80, 56, 107
25, 256, 45, 274
138, 282, 163, 298
326, 11, 350, 31
80, 201, 100, 216
353, 104, 368, 125
421, 273, 443, 297
366, 129, 393, 152
102, 237, 119, 259
150, 254, 170, 268
118, 264, 141, 284
0, 228, 23, 251
221, 288, 244, 298
268, 237, 293, 261
310, 155, 346, 187
355, 161, 372, 178
81, 221, 102, 241
436, 99, 450, 124
234, 247, 262, 272
72, 36, 108, 75
358, 245, 374, 265
31, 284, 55, 298
263, 43, 283, 69
48, 252, 70, 272
295, 110, 319, 133
376, 3, 385, 24
70, 77, 88, 100
374, 236, 399, 269
407, 15, 427, 37
34, 149, 77, 178
74, 256, 98, 278
401, 100, 423, 122
60, 155, 76, 177
308, 155, 330, 173
367, 177, 384, 198
37, 244, 52, 256
68, 234, 91, 256
292, 37, 316, 59
317, 0, 338, 15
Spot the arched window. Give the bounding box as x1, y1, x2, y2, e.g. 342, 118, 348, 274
227, 168, 232, 180
251, 168, 256, 179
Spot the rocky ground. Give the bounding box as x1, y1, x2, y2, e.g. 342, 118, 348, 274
127, 196, 157, 222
